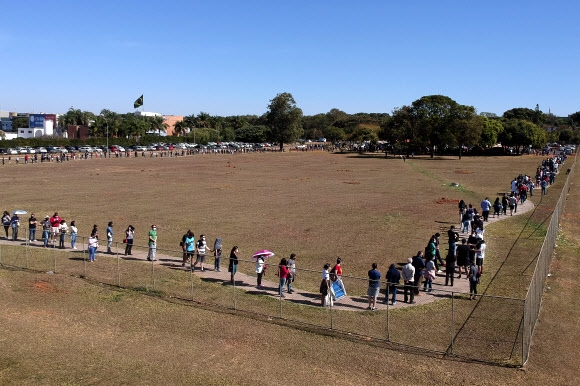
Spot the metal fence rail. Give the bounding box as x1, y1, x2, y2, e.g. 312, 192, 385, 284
522, 151, 577, 365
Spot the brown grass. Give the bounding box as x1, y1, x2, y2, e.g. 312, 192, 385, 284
0, 152, 576, 384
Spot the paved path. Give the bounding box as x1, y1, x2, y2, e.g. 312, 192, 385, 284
0, 197, 536, 311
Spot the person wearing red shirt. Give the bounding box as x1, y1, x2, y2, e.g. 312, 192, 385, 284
49, 212, 62, 244
278, 258, 290, 297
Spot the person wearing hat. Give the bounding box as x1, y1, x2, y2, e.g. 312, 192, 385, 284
28, 213, 38, 242
41, 216, 51, 248
402, 257, 416, 304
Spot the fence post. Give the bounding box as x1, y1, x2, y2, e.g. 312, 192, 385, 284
53, 244, 57, 273
329, 293, 334, 330
233, 275, 237, 310
151, 259, 156, 290
190, 265, 195, 301
0, 243, 2, 265
83, 237, 87, 277
451, 291, 455, 355
116, 242, 120, 287
25, 235, 29, 269
386, 285, 390, 341
522, 297, 526, 366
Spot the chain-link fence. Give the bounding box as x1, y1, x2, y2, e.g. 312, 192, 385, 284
522, 151, 577, 365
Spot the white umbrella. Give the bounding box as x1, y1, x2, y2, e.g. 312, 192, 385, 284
12, 210, 27, 215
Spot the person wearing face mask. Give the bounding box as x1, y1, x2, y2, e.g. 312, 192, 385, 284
147, 225, 157, 261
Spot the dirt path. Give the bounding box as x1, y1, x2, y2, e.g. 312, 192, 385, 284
0, 196, 537, 311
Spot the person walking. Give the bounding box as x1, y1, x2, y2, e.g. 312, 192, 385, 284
402, 258, 415, 304
367, 263, 381, 310
106, 221, 114, 254
385, 263, 401, 305
228, 246, 239, 284
124, 225, 135, 256
541, 178, 548, 195
180, 230, 191, 265
70, 221, 78, 249
2, 211, 11, 239
147, 225, 157, 261
278, 258, 290, 297
28, 213, 38, 242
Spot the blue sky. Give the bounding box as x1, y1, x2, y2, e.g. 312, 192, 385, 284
1, 0, 579, 118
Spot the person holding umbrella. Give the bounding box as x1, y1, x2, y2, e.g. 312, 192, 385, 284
252, 250, 275, 288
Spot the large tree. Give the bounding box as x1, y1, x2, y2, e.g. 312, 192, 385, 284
412, 95, 460, 157
266, 92, 303, 151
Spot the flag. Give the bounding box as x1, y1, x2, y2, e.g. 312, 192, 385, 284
134, 95, 144, 109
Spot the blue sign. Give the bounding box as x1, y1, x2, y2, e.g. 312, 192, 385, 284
29, 114, 45, 128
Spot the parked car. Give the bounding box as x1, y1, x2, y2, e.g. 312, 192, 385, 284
79, 146, 94, 153
35, 147, 47, 154
134, 145, 147, 151
6, 148, 19, 155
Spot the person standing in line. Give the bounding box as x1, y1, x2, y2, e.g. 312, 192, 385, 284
193, 234, 213, 272
412, 251, 425, 296
423, 256, 436, 292
180, 230, 191, 266
456, 238, 470, 278
278, 258, 290, 297
58, 219, 68, 249
2, 211, 11, 239
88, 234, 98, 262
124, 225, 135, 256
402, 258, 415, 304
385, 263, 401, 305
183, 230, 195, 268
41, 215, 51, 248
147, 225, 157, 261
213, 238, 222, 272
255, 255, 266, 288
541, 178, 548, 195
320, 263, 330, 306
501, 194, 509, 216
447, 225, 459, 258
480, 197, 491, 222
492, 197, 502, 218
49, 212, 62, 243
106, 221, 114, 254
445, 248, 456, 286
286, 253, 296, 294
467, 260, 480, 300
10, 213, 20, 241
228, 246, 239, 284
508, 193, 517, 215
70, 221, 78, 249
28, 213, 38, 242
367, 263, 381, 310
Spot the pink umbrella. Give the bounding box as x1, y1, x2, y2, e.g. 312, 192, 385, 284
252, 250, 275, 260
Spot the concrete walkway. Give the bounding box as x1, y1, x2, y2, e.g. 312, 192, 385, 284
0, 197, 537, 311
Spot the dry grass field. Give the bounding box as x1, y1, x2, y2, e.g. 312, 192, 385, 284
1, 151, 578, 384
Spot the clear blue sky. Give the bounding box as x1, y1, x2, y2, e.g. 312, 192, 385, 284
2, 0, 579, 118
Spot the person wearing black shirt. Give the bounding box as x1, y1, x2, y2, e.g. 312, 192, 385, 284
456, 238, 471, 278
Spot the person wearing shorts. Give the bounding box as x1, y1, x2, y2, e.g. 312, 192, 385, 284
49, 212, 62, 243
183, 230, 195, 268
193, 234, 213, 272
367, 263, 381, 310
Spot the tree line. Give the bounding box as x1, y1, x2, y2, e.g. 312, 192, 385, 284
4, 93, 580, 155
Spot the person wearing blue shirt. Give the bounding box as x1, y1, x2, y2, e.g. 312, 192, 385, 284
367, 263, 381, 310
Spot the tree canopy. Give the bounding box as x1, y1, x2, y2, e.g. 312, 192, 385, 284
265, 92, 303, 151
